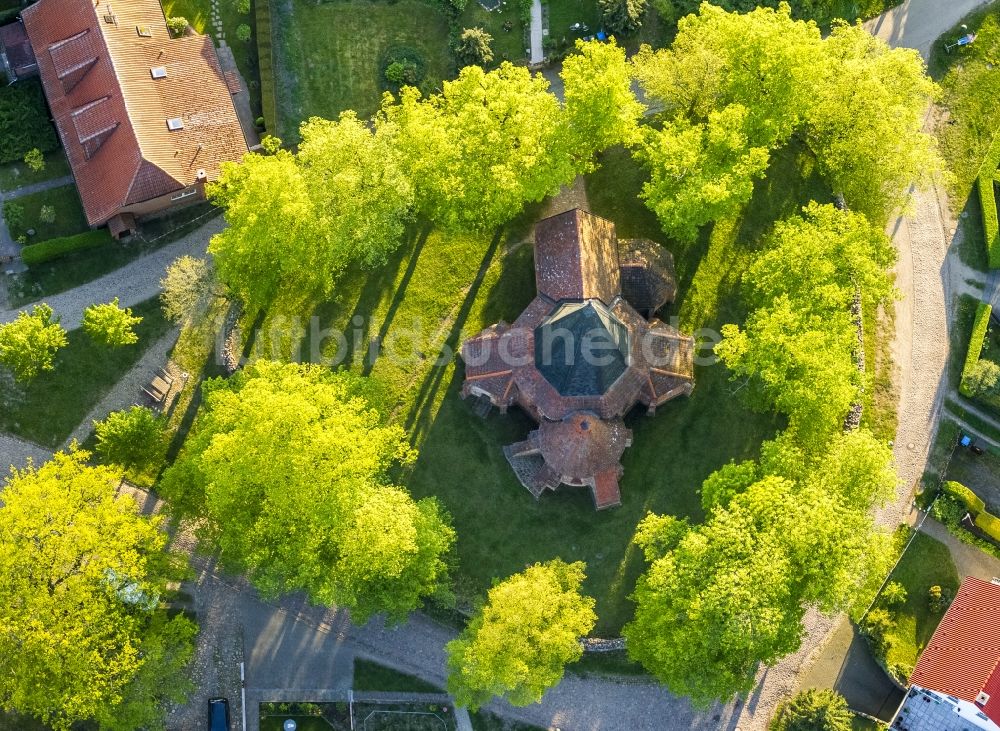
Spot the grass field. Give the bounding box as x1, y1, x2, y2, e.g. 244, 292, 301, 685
460, 0, 527, 63
4, 184, 88, 242
0, 299, 171, 447
353, 658, 444, 693
868, 531, 959, 681
271, 0, 455, 141
0, 152, 71, 194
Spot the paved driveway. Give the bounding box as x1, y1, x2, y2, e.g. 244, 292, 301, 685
864, 0, 993, 59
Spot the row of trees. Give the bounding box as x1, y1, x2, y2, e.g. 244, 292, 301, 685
0, 299, 143, 382
634, 3, 938, 239
208, 40, 642, 317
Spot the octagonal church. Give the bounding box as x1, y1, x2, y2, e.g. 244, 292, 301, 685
460, 209, 695, 510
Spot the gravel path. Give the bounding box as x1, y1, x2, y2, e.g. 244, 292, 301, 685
0, 217, 222, 329
0, 433, 52, 474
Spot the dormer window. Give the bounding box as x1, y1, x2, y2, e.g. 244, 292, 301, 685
136, 25, 152, 37
166, 117, 184, 131
150, 66, 167, 79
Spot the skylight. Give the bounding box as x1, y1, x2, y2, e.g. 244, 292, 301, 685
166, 117, 184, 131
136, 25, 152, 37
150, 66, 167, 79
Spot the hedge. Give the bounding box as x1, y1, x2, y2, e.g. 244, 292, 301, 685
256, 0, 276, 136
959, 302, 992, 397
978, 173, 1000, 269
976, 510, 1000, 543
20, 230, 113, 266
943, 480, 986, 515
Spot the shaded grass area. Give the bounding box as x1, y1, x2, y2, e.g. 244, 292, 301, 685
946, 445, 1000, 513
0, 151, 71, 193
569, 649, 647, 677
271, 0, 454, 141
6, 206, 220, 309
868, 530, 959, 680
470, 711, 546, 731
5, 184, 88, 242
353, 658, 444, 693
0, 299, 170, 447
929, 5, 1000, 269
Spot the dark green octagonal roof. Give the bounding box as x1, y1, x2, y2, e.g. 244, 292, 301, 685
534, 300, 630, 397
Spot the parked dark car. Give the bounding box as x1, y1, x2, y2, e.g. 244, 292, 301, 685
208, 698, 230, 731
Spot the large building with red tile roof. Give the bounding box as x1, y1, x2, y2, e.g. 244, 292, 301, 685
890, 576, 1000, 731
14, 0, 248, 236
460, 208, 694, 510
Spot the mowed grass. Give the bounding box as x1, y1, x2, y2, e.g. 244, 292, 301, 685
0, 299, 171, 447
353, 658, 444, 693
0, 151, 71, 193
272, 0, 454, 141
871, 531, 959, 678
5, 184, 88, 242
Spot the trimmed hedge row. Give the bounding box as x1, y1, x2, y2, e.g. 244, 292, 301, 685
959, 302, 992, 397
20, 229, 113, 266
976, 510, 1000, 543
978, 173, 1000, 269
943, 480, 986, 514
256, 0, 276, 136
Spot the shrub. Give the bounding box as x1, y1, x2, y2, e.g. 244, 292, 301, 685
38, 204, 55, 224
236, 23, 251, 42
928, 585, 952, 613
455, 27, 495, 67
881, 581, 908, 609
82, 297, 143, 347
160, 255, 217, 323
23, 148, 45, 173
94, 406, 166, 471
385, 60, 419, 85
234, 0, 251, 13
959, 302, 992, 396
0, 80, 59, 163
770, 688, 853, 731
975, 510, 1000, 543
381, 47, 425, 89
942, 481, 987, 515
166, 16, 189, 35
861, 608, 893, 654
20, 230, 113, 266
3, 201, 24, 233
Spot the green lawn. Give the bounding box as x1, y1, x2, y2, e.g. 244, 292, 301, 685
929, 5, 1000, 269
4, 184, 88, 242
0, 152, 71, 194
353, 658, 444, 693
0, 299, 171, 447
459, 1, 527, 64
470, 711, 546, 731
868, 531, 960, 682
270, 0, 455, 140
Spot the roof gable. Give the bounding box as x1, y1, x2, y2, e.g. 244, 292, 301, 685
534, 209, 621, 303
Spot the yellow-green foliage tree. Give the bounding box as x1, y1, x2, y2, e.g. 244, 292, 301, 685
446, 560, 596, 709
82, 297, 143, 347
0, 303, 67, 382
0, 451, 196, 730
160, 360, 454, 621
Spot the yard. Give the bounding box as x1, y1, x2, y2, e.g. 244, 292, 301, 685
864, 531, 960, 683
0, 298, 171, 447
3, 184, 88, 243
253, 139, 833, 635
353, 659, 443, 693
0, 151, 71, 194
269, 0, 456, 141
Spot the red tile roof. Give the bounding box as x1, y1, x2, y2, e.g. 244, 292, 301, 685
0, 21, 37, 78
534, 209, 621, 303
911, 577, 1000, 724
21, 0, 247, 226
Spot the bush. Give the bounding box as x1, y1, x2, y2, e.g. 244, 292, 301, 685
943, 480, 987, 514
975, 510, 1000, 543
38, 204, 55, 225
20, 230, 113, 266
23, 148, 45, 173
861, 608, 893, 655
881, 581, 908, 609
455, 27, 495, 67
771, 688, 853, 731
960, 302, 992, 396
82, 297, 143, 347
94, 406, 166, 471
0, 80, 58, 164
928, 585, 952, 613
236, 23, 251, 42
381, 47, 426, 90
166, 16, 189, 35
234, 0, 251, 13
3, 201, 24, 233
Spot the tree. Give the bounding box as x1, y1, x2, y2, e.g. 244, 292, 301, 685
94, 406, 166, 472
234, 0, 250, 13
0, 303, 68, 382
23, 148, 44, 173
160, 256, 219, 324
82, 297, 143, 347
967, 359, 1000, 399
455, 27, 495, 67
235, 23, 251, 42
159, 361, 454, 621
446, 560, 596, 709
600, 0, 647, 34
165, 16, 188, 35
771, 688, 853, 731
638, 105, 769, 241
210, 113, 414, 316
804, 22, 940, 222
560, 39, 644, 158
378, 63, 576, 231
0, 451, 196, 730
